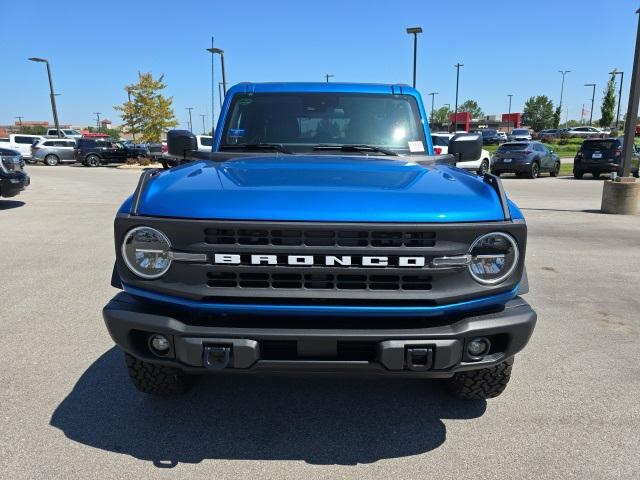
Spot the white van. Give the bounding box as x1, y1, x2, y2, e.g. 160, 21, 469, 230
6, 134, 46, 160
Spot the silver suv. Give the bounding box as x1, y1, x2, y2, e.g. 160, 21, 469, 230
32, 139, 77, 166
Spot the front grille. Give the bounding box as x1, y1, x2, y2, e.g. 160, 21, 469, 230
207, 271, 432, 291
204, 227, 436, 248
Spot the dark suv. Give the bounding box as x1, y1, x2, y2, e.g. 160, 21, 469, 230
74, 138, 148, 167
573, 138, 640, 179
473, 129, 501, 145
491, 141, 561, 178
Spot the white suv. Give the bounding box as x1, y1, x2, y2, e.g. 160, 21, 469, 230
431, 132, 491, 175
5, 134, 46, 161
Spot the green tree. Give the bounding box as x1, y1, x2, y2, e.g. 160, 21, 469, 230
458, 100, 483, 119
522, 95, 555, 131
552, 106, 561, 129
115, 72, 177, 142
19, 125, 48, 135
432, 106, 451, 125
599, 71, 616, 128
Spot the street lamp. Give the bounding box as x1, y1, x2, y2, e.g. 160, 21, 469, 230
609, 69, 624, 130
428, 92, 438, 124
325, 74, 334, 83
28, 57, 61, 138
558, 70, 571, 118
454, 63, 464, 132
206, 47, 227, 97
406, 27, 422, 88
507, 94, 513, 133
584, 83, 596, 126
186, 107, 194, 132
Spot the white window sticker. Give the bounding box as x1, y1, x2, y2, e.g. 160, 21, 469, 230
408, 141, 425, 153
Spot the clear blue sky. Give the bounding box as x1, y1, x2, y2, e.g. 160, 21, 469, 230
1, 0, 638, 130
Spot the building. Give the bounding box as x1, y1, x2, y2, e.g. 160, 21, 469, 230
430, 112, 523, 133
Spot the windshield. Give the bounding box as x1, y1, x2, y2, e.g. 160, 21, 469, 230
582, 140, 617, 151
221, 93, 427, 154
431, 135, 450, 147
511, 129, 529, 135
498, 143, 529, 151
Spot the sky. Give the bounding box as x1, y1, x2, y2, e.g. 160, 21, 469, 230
1, 0, 639, 131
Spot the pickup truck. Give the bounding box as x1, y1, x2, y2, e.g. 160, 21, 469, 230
103, 82, 536, 400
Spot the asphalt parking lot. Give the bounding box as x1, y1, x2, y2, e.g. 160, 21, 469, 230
1, 166, 639, 479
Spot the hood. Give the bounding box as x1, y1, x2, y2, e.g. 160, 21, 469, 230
135, 155, 508, 222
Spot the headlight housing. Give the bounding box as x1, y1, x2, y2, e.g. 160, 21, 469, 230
468, 232, 519, 285
121, 226, 172, 279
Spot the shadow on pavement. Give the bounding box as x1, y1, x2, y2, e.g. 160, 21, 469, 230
51, 347, 486, 467
0, 200, 25, 210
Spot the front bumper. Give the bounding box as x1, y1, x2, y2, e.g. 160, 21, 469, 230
0, 172, 29, 197
103, 292, 536, 377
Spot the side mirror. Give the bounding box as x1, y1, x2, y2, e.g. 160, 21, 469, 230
448, 132, 482, 162
167, 129, 197, 159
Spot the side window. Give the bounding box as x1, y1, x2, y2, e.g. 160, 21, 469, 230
44, 141, 55, 147
66, 141, 76, 147
15, 136, 35, 144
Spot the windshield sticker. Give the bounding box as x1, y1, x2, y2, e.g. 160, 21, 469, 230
408, 141, 425, 153
229, 129, 246, 138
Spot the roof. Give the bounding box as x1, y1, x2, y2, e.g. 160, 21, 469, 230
226, 82, 418, 96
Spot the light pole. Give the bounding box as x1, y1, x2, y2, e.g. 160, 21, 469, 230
125, 87, 136, 143
507, 94, 513, 133
609, 69, 624, 130
428, 92, 438, 123
200, 114, 207, 134
558, 70, 571, 117
207, 47, 227, 97
94, 112, 101, 132
620, 9, 640, 178
454, 63, 463, 132
584, 83, 596, 126
15, 116, 23, 131
406, 27, 422, 88
28, 57, 61, 138
208, 37, 215, 130
325, 74, 334, 83
186, 107, 194, 132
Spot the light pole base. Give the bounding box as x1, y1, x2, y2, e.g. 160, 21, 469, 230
601, 177, 640, 214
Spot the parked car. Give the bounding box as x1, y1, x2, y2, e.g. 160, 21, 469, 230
147, 142, 167, 161
497, 131, 508, 143
565, 126, 604, 138
31, 138, 78, 166
45, 128, 82, 140
0, 147, 29, 198
507, 129, 532, 142
74, 137, 148, 167
537, 129, 560, 140
471, 129, 501, 145
3, 134, 46, 161
573, 137, 640, 179
431, 132, 492, 175
196, 135, 213, 152
491, 141, 561, 178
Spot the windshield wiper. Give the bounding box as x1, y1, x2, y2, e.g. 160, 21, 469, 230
221, 143, 293, 154
313, 144, 399, 156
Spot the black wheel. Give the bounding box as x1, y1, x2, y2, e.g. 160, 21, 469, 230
527, 162, 540, 179
124, 352, 196, 395
85, 154, 100, 167
592, 172, 601, 179
633, 169, 639, 178
447, 358, 514, 400
44, 154, 59, 166
477, 159, 490, 176
573, 170, 584, 179
550, 162, 560, 177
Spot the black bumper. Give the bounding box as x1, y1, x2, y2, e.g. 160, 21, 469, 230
0, 172, 29, 198
103, 293, 536, 377
574, 162, 619, 174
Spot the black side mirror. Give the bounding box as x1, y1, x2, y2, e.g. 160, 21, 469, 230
448, 132, 482, 162
167, 130, 197, 159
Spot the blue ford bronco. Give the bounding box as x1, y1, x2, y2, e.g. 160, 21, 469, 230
103, 82, 536, 399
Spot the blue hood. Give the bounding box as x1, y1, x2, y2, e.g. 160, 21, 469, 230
134, 156, 513, 222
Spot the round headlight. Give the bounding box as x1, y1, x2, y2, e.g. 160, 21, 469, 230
121, 226, 172, 279
468, 232, 519, 285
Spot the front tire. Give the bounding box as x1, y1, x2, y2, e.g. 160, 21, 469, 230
477, 159, 490, 176
447, 358, 514, 400
527, 162, 540, 179
124, 353, 196, 395
44, 154, 59, 166
84, 154, 101, 167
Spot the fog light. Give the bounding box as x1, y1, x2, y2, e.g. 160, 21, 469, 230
467, 337, 490, 358
149, 334, 170, 354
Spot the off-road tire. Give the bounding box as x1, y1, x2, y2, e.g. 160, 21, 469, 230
633, 169, 639, 178
550, 162, 560, 177
447, 357, 514, 400
124, 352, 195, 395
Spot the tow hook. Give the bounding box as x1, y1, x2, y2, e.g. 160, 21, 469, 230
405, 347, 433, 371
203, 345, 231, 369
